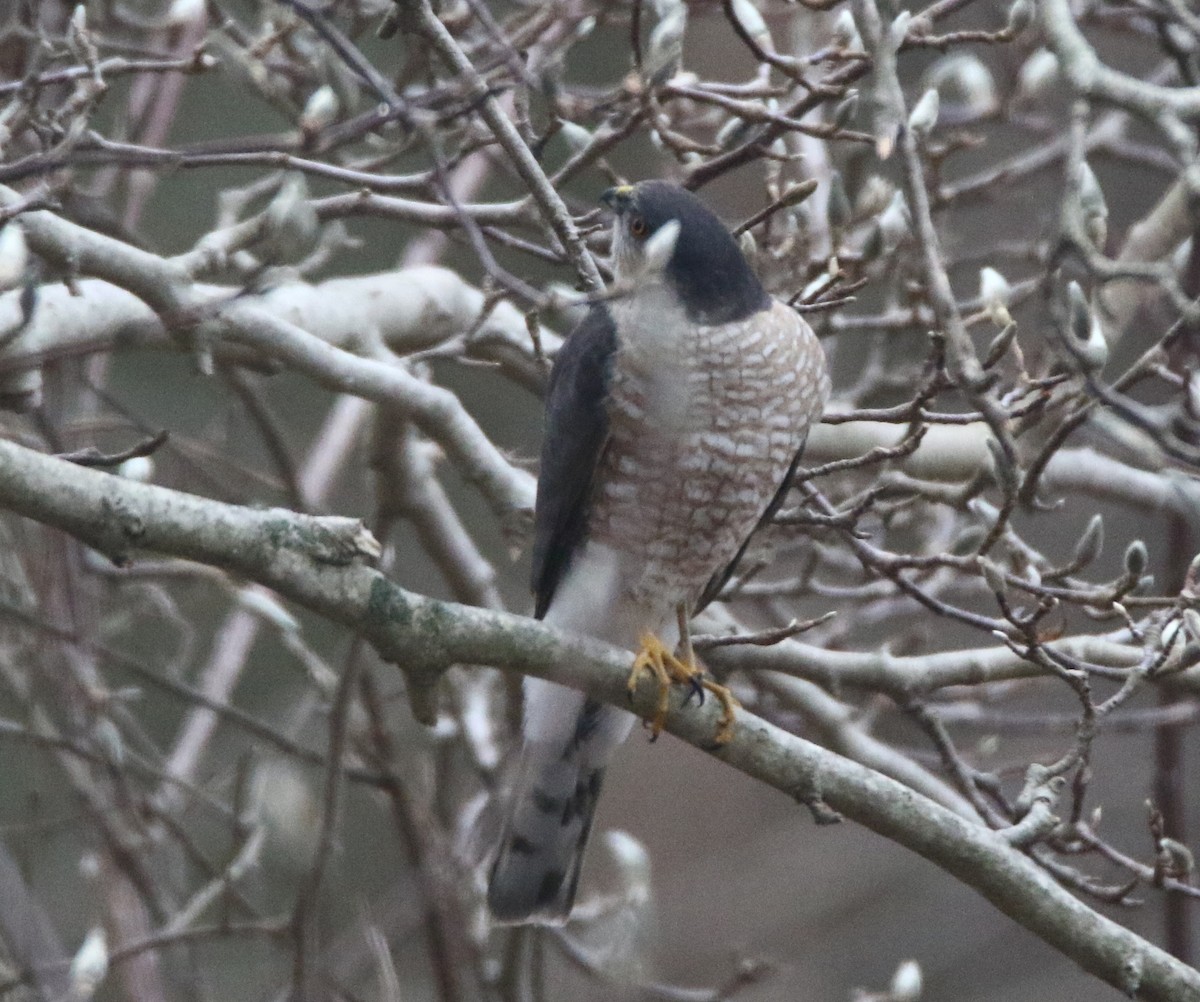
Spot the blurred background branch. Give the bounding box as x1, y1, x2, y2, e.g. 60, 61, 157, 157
3, 0, 1200, 1000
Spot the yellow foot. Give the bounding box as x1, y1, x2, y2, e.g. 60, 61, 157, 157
626, 633, 740, 744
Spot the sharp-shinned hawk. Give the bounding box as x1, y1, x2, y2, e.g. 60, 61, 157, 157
488, 180, 830, 924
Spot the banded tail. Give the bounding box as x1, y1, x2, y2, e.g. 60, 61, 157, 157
488, 688, 634, 924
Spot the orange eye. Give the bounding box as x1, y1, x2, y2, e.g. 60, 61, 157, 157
629, 214, 647, 238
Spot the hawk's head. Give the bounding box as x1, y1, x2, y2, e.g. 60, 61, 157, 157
600, 180, 769, 325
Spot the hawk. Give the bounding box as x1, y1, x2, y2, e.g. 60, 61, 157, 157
488, 181, 829, 924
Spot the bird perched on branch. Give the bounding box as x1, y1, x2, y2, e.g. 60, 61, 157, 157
488, 180, 829, 924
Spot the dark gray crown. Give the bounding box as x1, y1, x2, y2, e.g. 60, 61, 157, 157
604, 181, 769, 325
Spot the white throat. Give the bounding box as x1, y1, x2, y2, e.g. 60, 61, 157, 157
608, 279, 695, 431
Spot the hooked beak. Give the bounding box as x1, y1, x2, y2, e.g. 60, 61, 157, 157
600, 184, 634, 213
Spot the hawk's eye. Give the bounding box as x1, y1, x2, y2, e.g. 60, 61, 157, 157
628, 214, 647, 238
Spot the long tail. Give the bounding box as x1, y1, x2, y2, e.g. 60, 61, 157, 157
488, 692, 632, 924
487, 739, 604, 922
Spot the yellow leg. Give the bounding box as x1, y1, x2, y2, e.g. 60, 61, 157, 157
627, 624, 740, 745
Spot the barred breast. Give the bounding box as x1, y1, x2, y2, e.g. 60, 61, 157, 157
590, 297, 828, 605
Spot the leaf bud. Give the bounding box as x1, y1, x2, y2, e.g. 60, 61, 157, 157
1124, 540, 1149, 578
1017, 49, 1060, 103
890, 959, 923, 1002
907, 87, 940, 137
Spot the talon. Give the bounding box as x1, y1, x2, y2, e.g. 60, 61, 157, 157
627, 633, 673, 738
701, 678, 740, 745
627, 632, 737, 743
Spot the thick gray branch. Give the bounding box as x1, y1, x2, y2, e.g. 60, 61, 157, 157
0, 190, 537, 520
807, 424, 1200, 523
0, 268, 554, 382
1041, 0, 1200, 123
706, 632, 1144, 698
0, 439, 1195, 1001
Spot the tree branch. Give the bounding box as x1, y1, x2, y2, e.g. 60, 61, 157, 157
0, 437, 1195, 1001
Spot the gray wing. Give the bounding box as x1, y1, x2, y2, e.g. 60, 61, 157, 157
531, 304, 617, 619
489, 305, 621, 923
